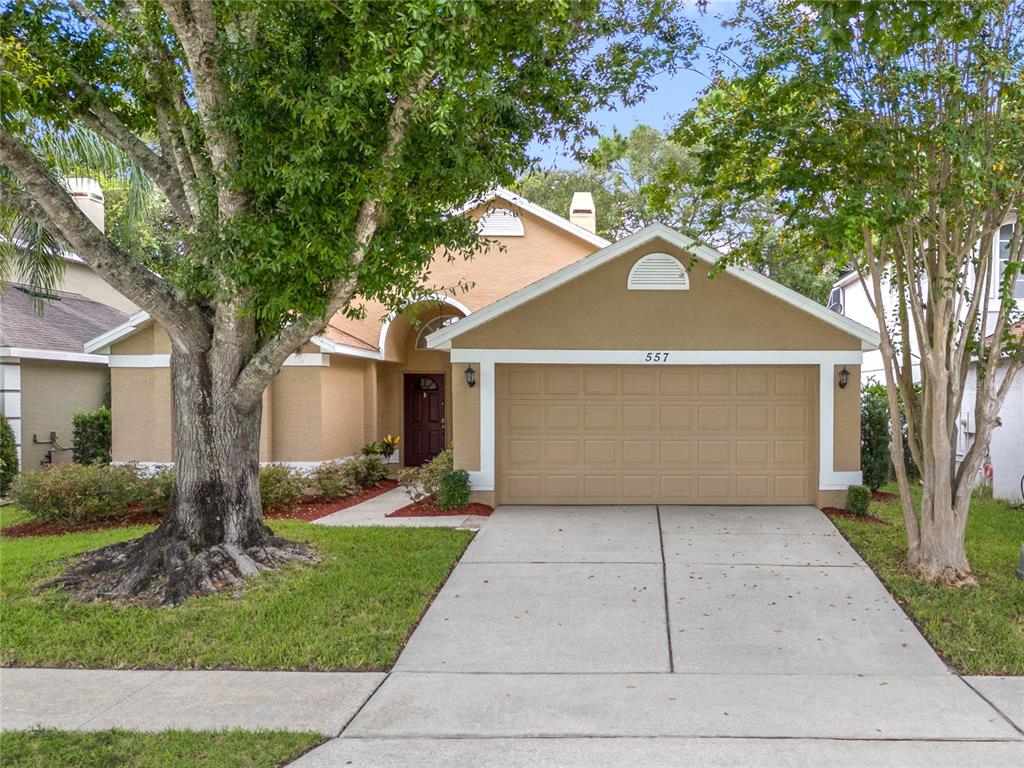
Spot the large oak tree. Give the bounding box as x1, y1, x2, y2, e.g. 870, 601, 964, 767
0, 0, 693, 604
665, 0, 1023, 581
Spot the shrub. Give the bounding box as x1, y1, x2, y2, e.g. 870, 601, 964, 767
0, 415, 17, 495
72, 406, 112, 465
259, 464, 305, 513
10, 462, 147, 524
398, 449, 453, 502
311, 461, 359, 499
846, 484, 871, 516
436, 469, 471, 511
140, 465, 175, 513
860, 383, 891, 491
361, 434, 400, 458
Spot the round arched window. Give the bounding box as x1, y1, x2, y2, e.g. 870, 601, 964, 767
415, 315, 459, 349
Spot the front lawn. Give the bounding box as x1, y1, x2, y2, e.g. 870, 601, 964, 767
1, 729, 322, 768
0, 509, 472, 670
830, 490, 1024, 675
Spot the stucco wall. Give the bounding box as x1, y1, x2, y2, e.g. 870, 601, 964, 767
833, 364, 862, 473
19, 360, 110, 470
455, 241, 861, 352
319, 357, 370, 459
451, 361, 480, 472
269, 365, 323, 462
111, 366, 173, 463
333, 205, 599, 350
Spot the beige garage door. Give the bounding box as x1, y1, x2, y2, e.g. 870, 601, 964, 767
496, 365, 817, 505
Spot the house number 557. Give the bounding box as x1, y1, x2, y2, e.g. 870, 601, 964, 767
644, 352, 670, 363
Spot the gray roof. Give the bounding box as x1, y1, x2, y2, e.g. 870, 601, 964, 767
1, 284, 128, 354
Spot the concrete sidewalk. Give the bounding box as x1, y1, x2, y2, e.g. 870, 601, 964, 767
0, 669, 384, 735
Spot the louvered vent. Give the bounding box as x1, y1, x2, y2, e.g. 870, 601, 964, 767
477, 208, 525, 237
627, 253, 689, 291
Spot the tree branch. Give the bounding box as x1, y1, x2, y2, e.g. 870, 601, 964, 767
0, 129, 207, 349
65, 76, 193, 224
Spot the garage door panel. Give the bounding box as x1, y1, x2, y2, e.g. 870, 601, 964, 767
497, 365, 816, 505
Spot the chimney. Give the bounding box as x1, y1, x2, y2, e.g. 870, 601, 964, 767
569, 191, 596, 234
65, 177, 105, 233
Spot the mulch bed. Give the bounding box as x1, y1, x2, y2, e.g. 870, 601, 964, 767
822, 506, 890, 526
1, 480, 399, 537
266, 479, 398, 522
2, 508, 163, 538
388, 498, 494, 518
871, 490, 898, 502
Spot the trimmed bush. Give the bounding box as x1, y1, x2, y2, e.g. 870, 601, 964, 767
10, 462, 147, 524
846, 484, 871, 516
0, 415, 17, 495
259, 464, 305, 513
860, 383, 891, 491
313, 455, 387, 498
72, 406, 112, 465
140, 465, 175, 513
398, 449, 453, 502
436, 469, 471, 511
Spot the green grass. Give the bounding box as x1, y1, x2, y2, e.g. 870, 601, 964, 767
830, 489, 1024, 675
0, 508, 472, 670
0, 729, 322, 768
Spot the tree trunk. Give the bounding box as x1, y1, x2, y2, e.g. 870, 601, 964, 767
45, 349, 314, 606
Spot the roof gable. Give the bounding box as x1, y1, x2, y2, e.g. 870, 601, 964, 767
427, 223, 881, 351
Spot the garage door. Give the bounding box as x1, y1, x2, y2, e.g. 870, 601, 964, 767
496, 365, 817, 505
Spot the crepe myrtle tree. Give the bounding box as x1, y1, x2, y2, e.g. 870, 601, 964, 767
0, 0, 695, 604
665, 0, 1024, 582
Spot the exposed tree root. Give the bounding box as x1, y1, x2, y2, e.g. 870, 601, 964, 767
41, 526, 318, 607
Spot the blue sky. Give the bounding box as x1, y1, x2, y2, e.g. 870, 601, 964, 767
529, 3, 736, 170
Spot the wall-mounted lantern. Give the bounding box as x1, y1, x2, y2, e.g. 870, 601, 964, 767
465, 364, 477, 388
838, 367, 850, 389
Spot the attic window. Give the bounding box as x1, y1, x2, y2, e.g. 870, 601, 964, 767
477, 208, 525, 237
627, 253, 689, 291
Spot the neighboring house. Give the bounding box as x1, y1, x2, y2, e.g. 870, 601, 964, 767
1, 178, 135, 472
958, 321, 1024, 503
829, 216, 1023, 502
1, 284, 128, 470
89, 191, 879, 508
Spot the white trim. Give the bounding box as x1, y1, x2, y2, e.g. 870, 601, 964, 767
85, 309, 152, 353
0, 347, 108, 365
109, 354, 170, 368
427, 223, 880, 351
452, 187, 610, 250
312, 336, 383, 360
283, 353, 330, 367
0, 362, 22, 390
450, 349, 863, 366
127, 458, 353, 472
377, 293, 473, 358
454, 349, 863, 496
1, 391, 21, 419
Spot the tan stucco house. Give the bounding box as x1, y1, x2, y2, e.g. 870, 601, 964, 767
86, 191, 879, 507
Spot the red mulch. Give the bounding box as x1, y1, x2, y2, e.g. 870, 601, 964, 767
2, 507, 162, 538
388, 498, 493, 518
266, 479, 398, 522
822, 507, 890, 526
1, 480, 399, 537
871, 490, 897, 501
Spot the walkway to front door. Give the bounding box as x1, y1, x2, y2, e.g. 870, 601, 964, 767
296, 505, 1024, 766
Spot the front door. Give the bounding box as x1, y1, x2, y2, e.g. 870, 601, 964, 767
404, 373, 445, 467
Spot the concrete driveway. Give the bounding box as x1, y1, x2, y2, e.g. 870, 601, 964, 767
294, 505, 1024, 767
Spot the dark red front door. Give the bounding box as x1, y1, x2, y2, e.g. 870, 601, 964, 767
403, 373, 445, 467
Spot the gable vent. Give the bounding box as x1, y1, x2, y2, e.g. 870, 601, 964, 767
627, 252, 689, 291
477, 208, 525, 237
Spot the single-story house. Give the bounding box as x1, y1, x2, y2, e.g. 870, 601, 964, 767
1, 283, 128, 470
87, 192, 879, 507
